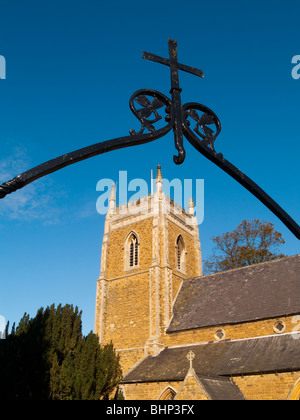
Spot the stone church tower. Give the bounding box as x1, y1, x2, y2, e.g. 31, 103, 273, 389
94, 165, 202, 372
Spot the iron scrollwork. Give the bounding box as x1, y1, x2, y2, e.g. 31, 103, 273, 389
183, 103, 222, 156
129, 89, 172, 136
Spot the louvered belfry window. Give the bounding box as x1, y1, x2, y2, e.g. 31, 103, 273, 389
129, 234, 138, 267
176, 235, 184, 271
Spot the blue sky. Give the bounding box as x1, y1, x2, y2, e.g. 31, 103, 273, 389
0, 0, 299, 336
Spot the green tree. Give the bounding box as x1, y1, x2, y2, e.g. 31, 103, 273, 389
0, 304, 122, 400
204, 219, 286, 274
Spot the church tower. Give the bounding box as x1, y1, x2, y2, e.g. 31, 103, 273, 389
94, 166, 202, 373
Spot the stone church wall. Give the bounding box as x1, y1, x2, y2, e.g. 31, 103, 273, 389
162, 315, 300, 347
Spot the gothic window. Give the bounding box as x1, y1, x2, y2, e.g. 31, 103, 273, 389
125, 232, 139, 269
129, 235, 138, 267
176, 235, 185, 272
158, 387, 177, 400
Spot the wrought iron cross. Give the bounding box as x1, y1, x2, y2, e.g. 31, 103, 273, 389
143, 39, 204, 164
0, 39, 299, 240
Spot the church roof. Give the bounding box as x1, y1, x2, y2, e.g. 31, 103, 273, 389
122, 332, 300, 384
196, 376, 246, 400
168, 254, 300, 332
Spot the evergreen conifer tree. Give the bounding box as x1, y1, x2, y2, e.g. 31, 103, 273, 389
0, 304, 122, 400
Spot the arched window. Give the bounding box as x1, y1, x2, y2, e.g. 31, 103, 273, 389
158, 387, 177, 400
176, 235, 185, 272
129, 234, 138, 267
288, 378, 300, 400
125, 232, 139, 269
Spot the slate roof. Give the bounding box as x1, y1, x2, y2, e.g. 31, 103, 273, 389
196, 376, 245, 400
122, 332, 300, 383
168, 254, 300, 332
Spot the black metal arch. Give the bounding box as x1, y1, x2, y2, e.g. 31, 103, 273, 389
0, 39, 299, 240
